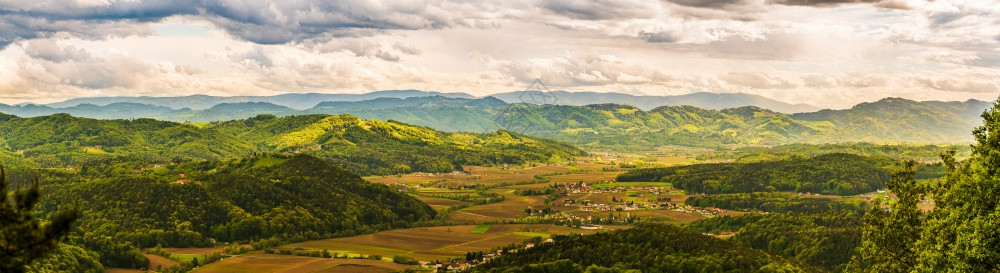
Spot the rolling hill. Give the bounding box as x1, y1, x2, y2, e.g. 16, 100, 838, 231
29, 154, 437, 269
7, 95, 994, 151
206, 114, 585, 175
490, 90, 821, 113
0, 112, 583, 175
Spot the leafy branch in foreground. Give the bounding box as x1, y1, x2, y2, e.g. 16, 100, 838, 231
0, 164, 79, 273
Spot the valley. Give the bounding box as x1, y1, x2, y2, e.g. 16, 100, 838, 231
2, 94, 996, 273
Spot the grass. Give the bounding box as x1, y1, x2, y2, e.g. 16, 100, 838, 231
253, 157, 287, 168
172, 253, 201, 262
470, 224, 491, 234
513, 232, 551, 238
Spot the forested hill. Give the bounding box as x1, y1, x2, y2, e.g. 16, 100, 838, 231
0, 113, 584, 175
28, 154, 436, 269
151, 96, 991, 150
470, 223, 814, 272
206, 114, 585, 175
617, 153, 897, 195
2, 96, 992, 151
0, 113, 256, 166
791, 98, 992, 143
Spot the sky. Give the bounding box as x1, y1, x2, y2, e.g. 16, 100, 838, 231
0, 0, 998, 109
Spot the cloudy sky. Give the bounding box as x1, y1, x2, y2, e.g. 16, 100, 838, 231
0, 0, 998, 108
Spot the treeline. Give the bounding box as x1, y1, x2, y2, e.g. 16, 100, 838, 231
617, 153, 895, 195
685, 192, 867, 213
697, 142, 972, 163
27, 154, 436, 270
687, 210, 863, 272
471, 223, 812, 272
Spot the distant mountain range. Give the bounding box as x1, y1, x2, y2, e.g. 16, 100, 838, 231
491, 91, 820, 113
1, 91, 994, 150
40, 90, 476, 110
30, 90, 816, 112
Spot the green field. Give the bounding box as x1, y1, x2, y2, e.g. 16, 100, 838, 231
471, 224, 491, 234
253, 157, 287, 167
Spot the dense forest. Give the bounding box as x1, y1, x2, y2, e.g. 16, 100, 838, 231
18, 154, 435, 270
696, 142, 971, 163
0, 113, 583, 175
687, 211, 863, 272
616, 153, 895, 195
684, 192, 867, 213
471, 223, 814, 272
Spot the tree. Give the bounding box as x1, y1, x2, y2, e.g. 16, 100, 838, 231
0, 164, 79, 273
913, 100, 1000, 272
849, 99, 1000, 272
846, 161, 923, 273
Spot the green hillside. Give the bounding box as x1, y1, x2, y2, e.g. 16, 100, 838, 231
28, 154, 435, 268
792, 98, 983, 143
0, 113, 256, 167
207, 114, 585, 175
0, 113, 582, 175
617, 153, 894, 195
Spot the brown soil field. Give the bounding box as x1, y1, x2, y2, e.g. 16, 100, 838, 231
194, 254, 412, 273
146, 254, 179, 270
281, 224, 615, 261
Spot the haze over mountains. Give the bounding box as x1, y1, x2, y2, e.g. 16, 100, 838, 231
0, 90, 994, 150
13, 90, 816, 113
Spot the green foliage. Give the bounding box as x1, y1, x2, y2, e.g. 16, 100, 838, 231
698, 143, 972, 164
846, 98, 1000, 272
1, 165, 79, 273
618, 153, 893, 195
911, 100, 1000, 271
689, 210, 863, 272
685, 192, 867, 213
471, 223, 812, 272
846, 162, 923, 273
24, 243, 104, 273
27, 154, 434, 269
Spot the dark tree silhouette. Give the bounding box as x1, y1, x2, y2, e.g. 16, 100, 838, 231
0, 164, 79, 273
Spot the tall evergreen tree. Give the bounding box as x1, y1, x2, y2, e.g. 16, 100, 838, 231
0, 165, 79, 273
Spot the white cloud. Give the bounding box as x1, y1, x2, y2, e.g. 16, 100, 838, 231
0, 0, 998, 107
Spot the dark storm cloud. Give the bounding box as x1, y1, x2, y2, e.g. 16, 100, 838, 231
0, 1, 476, 48
540, 0, 657, 20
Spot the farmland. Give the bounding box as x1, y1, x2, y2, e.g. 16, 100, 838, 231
194, 254, 414, 273
278, 224, 622, 262
93, 153, 736, 272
